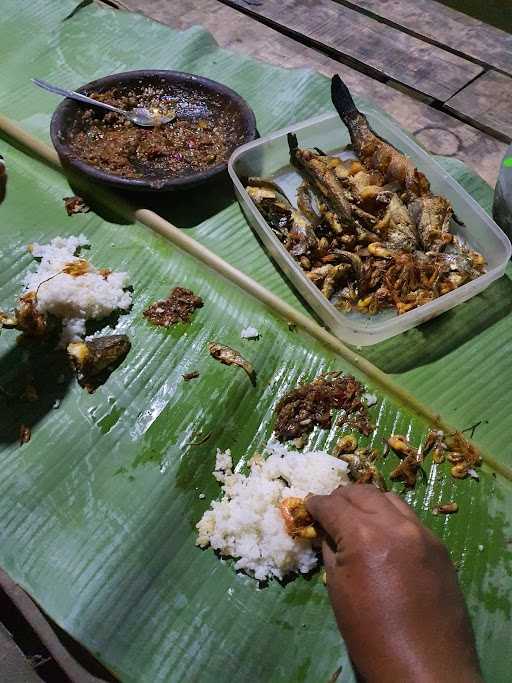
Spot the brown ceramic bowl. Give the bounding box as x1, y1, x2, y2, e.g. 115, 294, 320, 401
50, 70, 257, 192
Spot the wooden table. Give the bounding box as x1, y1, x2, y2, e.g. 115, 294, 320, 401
117, 0, 512, 187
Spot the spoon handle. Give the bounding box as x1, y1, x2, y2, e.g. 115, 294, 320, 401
32, 78, 125, 116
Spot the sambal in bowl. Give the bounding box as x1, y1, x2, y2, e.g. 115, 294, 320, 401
50, 70, 257, 191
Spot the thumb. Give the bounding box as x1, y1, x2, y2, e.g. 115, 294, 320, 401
306, 487, 351, 545
307, 484, 392, 544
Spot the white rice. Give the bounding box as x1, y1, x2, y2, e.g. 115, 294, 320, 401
240, 326, 260, 339
363, 392, 378, 407
24, 235, 132, 346
196, 439, 349, 581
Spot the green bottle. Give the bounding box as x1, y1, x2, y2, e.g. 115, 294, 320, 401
493, 150, 512, 241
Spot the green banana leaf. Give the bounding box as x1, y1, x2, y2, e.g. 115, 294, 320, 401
1, 2, 511, 682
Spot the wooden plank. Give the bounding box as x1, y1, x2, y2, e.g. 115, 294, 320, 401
216, 0, 483, 101
0, 623, 42, 683
336, 0, 512, 76
0, 568, 113, 683
446, 70, 512, 141
118, 0, 506, 186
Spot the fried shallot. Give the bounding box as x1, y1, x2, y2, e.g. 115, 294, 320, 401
387, 435, 423, 488
274, 372, 366, 442
144, 286, 203, 326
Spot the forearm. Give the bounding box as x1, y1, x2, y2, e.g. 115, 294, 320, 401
307, 487, 483, 683
329, 582, 483, 683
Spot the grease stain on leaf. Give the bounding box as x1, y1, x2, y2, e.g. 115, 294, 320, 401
98, 406, 123, 434
131, 447, 162, 469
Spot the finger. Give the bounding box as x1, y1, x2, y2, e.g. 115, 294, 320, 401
321, 536, 337, 573
384, 492, 420, 521
340, 484, 390, 514
308, 484, 385, 517
306, 484, 392, 543
306, 487, 355, 544
320, 538, 341, 613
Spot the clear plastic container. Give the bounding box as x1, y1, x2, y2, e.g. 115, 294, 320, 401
228, 111, 511, 346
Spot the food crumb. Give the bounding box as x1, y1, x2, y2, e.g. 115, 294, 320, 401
63, 195, 90, 216
432, 502, 458, 515
183, 371, 200, 381
363, 392, 378, 407
198, 493, 206, 500
144, 287, 203, 327
53, 399, 61, 409
240, 326, 260, 339
19, 424, 31, 445
478, 544, 484, 552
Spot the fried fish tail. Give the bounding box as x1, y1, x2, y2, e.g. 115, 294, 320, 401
330, 74, 370, 158
331, 75, 430, 199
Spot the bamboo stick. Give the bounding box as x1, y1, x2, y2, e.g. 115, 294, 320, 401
1, 113, 510, 481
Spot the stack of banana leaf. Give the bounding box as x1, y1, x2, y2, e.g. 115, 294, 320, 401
0, 1, 510, 682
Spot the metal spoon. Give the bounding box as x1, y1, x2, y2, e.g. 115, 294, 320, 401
32, 78, 174, 127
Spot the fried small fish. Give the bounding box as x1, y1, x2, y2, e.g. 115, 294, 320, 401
339, 446, 386, 490
13, 292, 48, 339
288, 138, 357, 228
245, 76, 485, 320
374, 193, 418, 252
246, 178, 317, 257
408, 194, 453, 252
331, 75, 430, 200
279, 497, 318, 539
67, 335, 131, 393
207, 342, 256, 384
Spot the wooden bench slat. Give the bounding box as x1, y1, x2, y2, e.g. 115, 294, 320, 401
219, 0, 482, 101
340, 0, 512, 76
118, 0, 507, 184
446, 70, 512, 141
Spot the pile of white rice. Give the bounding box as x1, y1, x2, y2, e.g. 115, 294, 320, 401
24, 235, 131, 346
196, 439, 349, 581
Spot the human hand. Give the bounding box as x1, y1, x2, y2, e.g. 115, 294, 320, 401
306, 485, 483, 683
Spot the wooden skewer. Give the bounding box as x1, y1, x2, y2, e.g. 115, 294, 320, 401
0, 112, 509, 481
